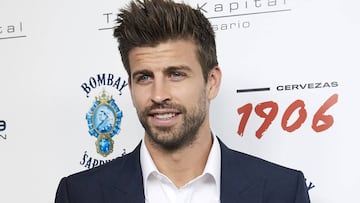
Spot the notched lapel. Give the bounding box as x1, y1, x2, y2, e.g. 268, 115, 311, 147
96, 143, 145, 203
219, 138, 265, 203
100, 185, 144, 203
237, 179, 265, 203
221, 175, 265, 203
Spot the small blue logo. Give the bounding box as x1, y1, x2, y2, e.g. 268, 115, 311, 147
86, 90, 123, 157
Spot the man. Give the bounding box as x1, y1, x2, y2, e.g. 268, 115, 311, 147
55, 0, 310, 202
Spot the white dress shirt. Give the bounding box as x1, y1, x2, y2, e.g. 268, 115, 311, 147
140, 136, 221, 203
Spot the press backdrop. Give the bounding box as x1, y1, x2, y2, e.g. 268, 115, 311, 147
1, 0, 359, 202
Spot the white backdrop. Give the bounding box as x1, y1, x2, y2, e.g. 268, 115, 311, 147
1, 0, 359, 202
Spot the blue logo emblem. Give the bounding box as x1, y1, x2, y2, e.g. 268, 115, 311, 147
86, 90, 123, 157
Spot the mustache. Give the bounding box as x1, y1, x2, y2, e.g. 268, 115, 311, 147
144, 101, 186, 113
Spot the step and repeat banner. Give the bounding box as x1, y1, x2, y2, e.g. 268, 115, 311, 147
1, 0, 359, 202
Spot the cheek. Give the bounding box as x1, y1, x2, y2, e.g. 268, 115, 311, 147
177, 84, 206, 103
131, 87, 152, 109
130, 88, 143, 108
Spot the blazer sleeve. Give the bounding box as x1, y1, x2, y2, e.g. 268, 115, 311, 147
295, 171, 311, 203
55, 177, 70, 203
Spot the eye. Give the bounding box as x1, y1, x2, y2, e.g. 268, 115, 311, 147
169, 71, 186, 80
134, 74, 152, 84
139, 75, 150, 81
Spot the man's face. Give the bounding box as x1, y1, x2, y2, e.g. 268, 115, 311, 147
128, 40, 212, 151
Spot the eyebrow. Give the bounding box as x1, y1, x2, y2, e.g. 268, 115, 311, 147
163, 65, 192, 74
131, 65, 192, 78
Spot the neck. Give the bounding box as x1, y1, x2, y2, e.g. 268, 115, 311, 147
145, 129, 213, 188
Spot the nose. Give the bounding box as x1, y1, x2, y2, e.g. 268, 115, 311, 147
151, 78, 171, 104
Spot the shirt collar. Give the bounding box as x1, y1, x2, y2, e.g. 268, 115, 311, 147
140, 134, 221, 195
203, 135, 221, 195
140, 139, 158, 198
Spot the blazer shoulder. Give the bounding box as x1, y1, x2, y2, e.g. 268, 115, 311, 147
62, 143, 141, 184
55, 143, 144, 203
219, 139, 310, 203
219, 139, 305, 181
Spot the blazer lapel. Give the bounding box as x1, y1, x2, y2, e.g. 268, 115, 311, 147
219, 139, 265, 203
94, 139, 266, 203
98, 143, 145, 203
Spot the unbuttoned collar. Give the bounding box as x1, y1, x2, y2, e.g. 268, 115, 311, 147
140, 134, 221, 198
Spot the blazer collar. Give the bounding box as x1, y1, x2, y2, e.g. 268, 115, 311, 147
96, 139, 266, 203
98, 142, 145, 203
218, 138, 265, 203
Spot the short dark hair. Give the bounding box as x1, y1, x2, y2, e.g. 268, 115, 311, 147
113, 0, 218, 81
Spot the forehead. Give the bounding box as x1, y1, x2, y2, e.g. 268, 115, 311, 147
128, 40, 200, 72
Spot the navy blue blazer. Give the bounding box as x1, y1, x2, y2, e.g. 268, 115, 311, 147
55, 138, 310, 203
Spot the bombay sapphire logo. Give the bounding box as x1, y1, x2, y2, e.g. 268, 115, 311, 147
86, 90, 123, 157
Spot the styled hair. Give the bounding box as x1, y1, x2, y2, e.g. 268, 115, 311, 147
113, 0, 218, 81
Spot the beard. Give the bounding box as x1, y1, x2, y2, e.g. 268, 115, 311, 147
137, 91, 207, 152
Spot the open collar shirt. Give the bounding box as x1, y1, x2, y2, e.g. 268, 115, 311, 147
140, 136, 221, 203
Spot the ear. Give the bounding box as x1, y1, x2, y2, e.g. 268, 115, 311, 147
206, 66, 222, 100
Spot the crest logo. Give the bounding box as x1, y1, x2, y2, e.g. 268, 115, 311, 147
86, 90, 123, 157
